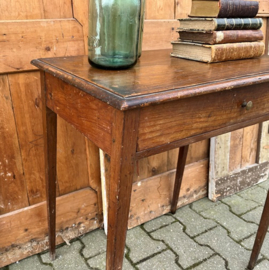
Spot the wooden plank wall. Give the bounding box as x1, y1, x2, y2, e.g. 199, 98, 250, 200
0, 0, 268, 266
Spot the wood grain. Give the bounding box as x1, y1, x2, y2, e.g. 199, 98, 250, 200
57, 116, 89, 195
8, 72, 46, 205
45, 73, 113, 155
128, 159, 208, 228
145, 0, 175, 19
229, 129, 244, 172
0, 19, 84, 73
258, 121, 269, 163
175, 0, 192, 19
0, 188, 99, 268
0, 75, 29, 214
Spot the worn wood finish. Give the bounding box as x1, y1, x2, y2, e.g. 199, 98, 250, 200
0, 75, 29, 214
145, 0, 174, 19
41, 70, 58, 260
106, 109, 140, 269
248, 190, 269, 269
0, 188, 99, 268
0, 19, 84, 74
129, 159, 208, 228
44, 73, 113, 155
258, 121, 269, 163
171, 145, 189, 214
138, 83, 269, 151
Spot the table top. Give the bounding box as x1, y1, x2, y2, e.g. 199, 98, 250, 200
32, 49, 269, 110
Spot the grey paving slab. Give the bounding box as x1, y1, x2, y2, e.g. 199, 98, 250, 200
254, 260, 269, 270
87, 252, 134, 270
195, 226, 251, 270
9, 255, 52, 270
200, 202, 257, 241
241, 206, 263, 225
258, 179, 269, 190
143, 215, 175, 233
151, 222, 213, 269
241, 232, 269, 258
81, 229, 106, 258
126, 226, 166, 263
191, 198, 221, 213
41, 241, 89, 270
192, 255, 226, 270
174, 205, 217, 237
221, 194, 259, 215
238, 186, 267, 205
136, 250, 181, 270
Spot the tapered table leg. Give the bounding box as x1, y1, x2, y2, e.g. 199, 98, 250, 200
171, 145, 189, 214
42, 72, 57, 260
248, 190, 269, 269
106, 110, 139, 270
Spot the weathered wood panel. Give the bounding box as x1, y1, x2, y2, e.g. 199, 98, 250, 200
0, 75, 29, 214
259, 121, 269, 163
129, 159, 208, 228
0, 0, 72, 20
8, 72, 47, 205
0, 19, 84, 74
145, 0, 175, 19
0, 188, 99, 268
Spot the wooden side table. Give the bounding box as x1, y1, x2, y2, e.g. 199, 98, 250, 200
32, 50, 269, 270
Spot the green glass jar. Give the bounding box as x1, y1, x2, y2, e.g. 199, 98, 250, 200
88, 0, 144, 69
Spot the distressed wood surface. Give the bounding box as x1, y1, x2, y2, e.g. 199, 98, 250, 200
0, 188, 99, 268
0, 76, 29, 214
8, 72, 47, 205
128, 159, 208, 228
258, 121, 269, 163
145, 0, 175, 19
0, 19, 84, 73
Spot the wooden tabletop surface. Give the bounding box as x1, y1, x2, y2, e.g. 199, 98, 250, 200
31, 49, 269, 110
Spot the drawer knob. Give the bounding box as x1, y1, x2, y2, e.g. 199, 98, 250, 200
242, 101, 253, 111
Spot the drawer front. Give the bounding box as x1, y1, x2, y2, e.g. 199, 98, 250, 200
138, 83, 269, 151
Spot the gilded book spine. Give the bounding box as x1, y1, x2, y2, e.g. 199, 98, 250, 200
211, 42, 265, 63
215, 18, 263, 30
218, 0, 259, 18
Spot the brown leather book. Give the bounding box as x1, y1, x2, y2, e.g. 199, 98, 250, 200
189, 0, 259, 18
171, 41, 265, 63
178, 30, 264, 45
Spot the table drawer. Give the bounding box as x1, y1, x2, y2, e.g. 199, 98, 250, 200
138, 82, 269, 151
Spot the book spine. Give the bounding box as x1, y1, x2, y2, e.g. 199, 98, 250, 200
215, 18, 263, 31
211, 42, 265, 63
213, 30, 263, 44
218, 0, 259, 18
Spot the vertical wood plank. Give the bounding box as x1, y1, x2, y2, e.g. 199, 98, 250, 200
241, 124, 259, 168
258, 121, 269, 163
0, 75, 29, 214
42, 0, 73, 19
8, 72, 47, 205
145, 0, 175, 19
57, 117, 89, 195
229, 129, 244, 172
175, 0, 192, 19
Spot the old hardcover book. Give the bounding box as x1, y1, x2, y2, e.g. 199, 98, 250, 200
171, 41, 265, 63
178, 30, 264, 45
178, 18, 263, 31
190, 0, 259, 18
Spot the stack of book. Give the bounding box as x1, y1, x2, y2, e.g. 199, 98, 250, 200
171, 0, 265, 63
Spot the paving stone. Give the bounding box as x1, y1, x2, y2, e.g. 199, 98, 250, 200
81, 229, 106, 258
195, 226, 251, 270
9, 255, 52, 270
192, 255, 226, 270
87, 252, 134, 270
173, 205, 216, 237
41, 241, 89, 270
258, 179, 269, 190
151, 222, 213, 269
221, 194, 259, 215
143, 215, 175, 233
241, 206, 263, 225
126, 226, 166, 263
136, 250, 181, 270
254, 260, 269, 270
241, 232, 269, 258
238, 186, 267, 205
191, 198, 221, 213
200, 202, 257, 241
